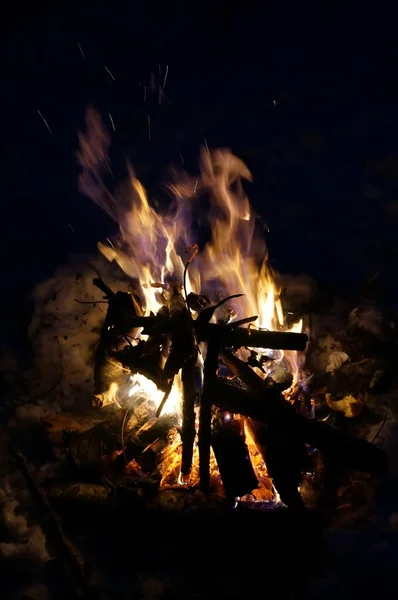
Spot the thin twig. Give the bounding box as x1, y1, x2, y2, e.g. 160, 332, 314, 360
155, 380, 173, 418
104, 357, 131, 372
86, 262, 104, 281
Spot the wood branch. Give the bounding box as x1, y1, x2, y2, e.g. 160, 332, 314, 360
203, 325, 308, 350
164, 283, 196, 381
217, 352, 388, 476
211, 414, 258, 500
119, 315, 308, 350
181, 356, 198, 475
199, 341, 219, 491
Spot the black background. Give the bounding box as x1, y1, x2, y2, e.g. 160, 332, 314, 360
2, 2, 398, 346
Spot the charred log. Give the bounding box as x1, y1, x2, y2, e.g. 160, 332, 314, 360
211, 413, 258, 501
164, 283, 196, 381
218, 352, 388, 477
122, 315, 308, 351
246, 419, 306, 509
93, 278, 142, 398
199, 341, 219, 491
200, 325, 308, 351
93, 278, 141, 341
181, 355, 198, 475
114, 338, 170, 393
186, 292, 211, 312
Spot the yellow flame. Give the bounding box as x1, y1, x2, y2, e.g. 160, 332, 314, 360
128, 372, 183, 417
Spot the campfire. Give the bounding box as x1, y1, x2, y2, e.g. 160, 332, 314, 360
6, 106, 389, 548
38, 105, 383, 513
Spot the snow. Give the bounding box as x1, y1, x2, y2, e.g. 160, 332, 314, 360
27, 253, 134, 409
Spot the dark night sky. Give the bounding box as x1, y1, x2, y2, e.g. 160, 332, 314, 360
2, 2, 398, 344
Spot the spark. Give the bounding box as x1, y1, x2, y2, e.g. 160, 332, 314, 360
77, 42, 85, 59
273, 100, 276, 106
163, 64, 169, 88
204, 139, 210, 155
180, 153, 185, 165
108, 113, 115, 131
37, 110, 52, 135
104, 66, 115, 81
68, 223, 74, 232
106, 237, 115, 249
148, 115, 151, 140
194, 179, 198, 194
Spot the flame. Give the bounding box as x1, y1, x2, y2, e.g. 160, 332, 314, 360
78, 108, 307, 493
78, 109, 302, 339
128, 372, 182, 417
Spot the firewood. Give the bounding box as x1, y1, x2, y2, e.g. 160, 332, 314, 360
186, 292, 211, 312
199, 341, 219, 491
163, 282, 196, 381
181, 356, 198, 475
121, 315, 308, 350
211, 413, 258, 500
203, 325, 308, 350
93, 278, 142, 397
218, 351, 388, 476
93, 278, 142, 338
245, 418, 306, 509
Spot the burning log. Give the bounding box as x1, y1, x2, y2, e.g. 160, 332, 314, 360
218, 352, 388, 478
93, 277, 142, 337
211, 412, 258, 501
245, 419, 306, 509
181, 356, 198, 476
119, 314, 308, 351
199, 341, 219, 491
163, 282, 196, 381
199, 324, 308, 351
114, 338, 170, 393
186, 292, 211, 312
